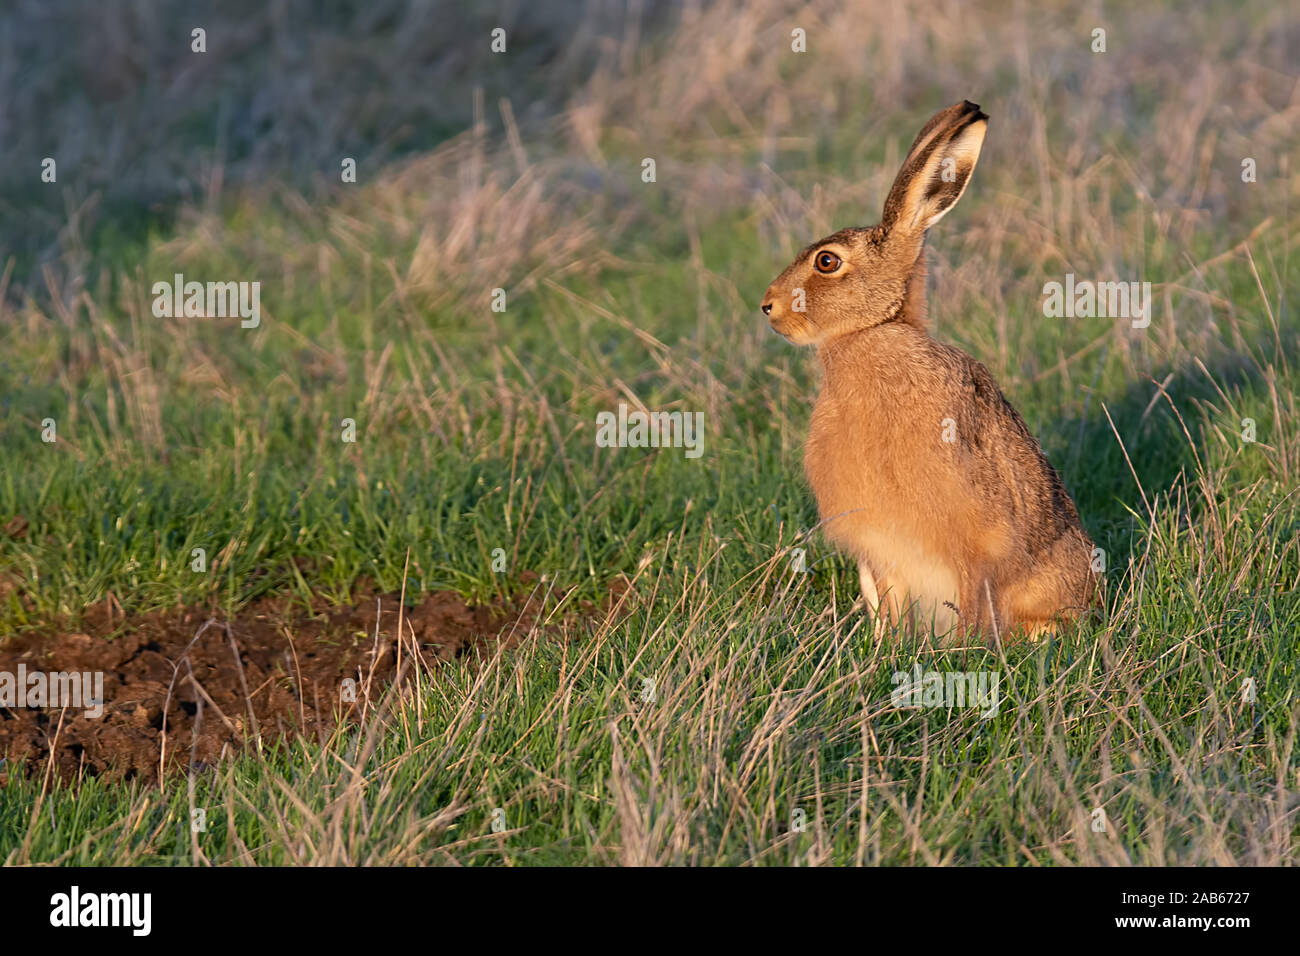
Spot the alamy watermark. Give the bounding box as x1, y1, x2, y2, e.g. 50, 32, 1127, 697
0, 665, 104, 718
1042, 274, 1151, 329
891, 665, 1001, 718
152, 272, 261, 328
49, 886, 150, 936
595, 403, 705, 459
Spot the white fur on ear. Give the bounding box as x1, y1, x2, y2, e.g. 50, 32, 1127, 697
906, 118, 987, 231
881, 103, 988, 235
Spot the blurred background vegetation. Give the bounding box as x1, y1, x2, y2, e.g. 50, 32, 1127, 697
1, 0, 683, 289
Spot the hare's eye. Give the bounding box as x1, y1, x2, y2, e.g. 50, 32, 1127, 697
814, 251, 842, 273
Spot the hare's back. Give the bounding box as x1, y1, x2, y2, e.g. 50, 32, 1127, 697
935, 342, 1086, 542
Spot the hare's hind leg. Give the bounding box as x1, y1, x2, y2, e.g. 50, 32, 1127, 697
1020, 620, 1057, 642
1003, 535, 1095, 638
1001, 583, 1079, 642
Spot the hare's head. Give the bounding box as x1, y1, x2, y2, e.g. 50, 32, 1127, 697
761, 100, 987, 346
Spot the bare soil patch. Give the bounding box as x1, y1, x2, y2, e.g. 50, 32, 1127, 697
0, 574, 600, 784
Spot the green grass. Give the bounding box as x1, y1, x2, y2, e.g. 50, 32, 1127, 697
1, 0, 1297, 864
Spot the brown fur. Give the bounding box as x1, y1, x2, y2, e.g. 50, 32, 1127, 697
761, 101, 1096, 642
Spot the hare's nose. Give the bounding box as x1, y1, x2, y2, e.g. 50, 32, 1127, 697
761, 302, 772, 315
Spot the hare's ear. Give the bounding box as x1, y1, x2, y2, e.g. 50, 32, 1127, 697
881, 100, 987, 235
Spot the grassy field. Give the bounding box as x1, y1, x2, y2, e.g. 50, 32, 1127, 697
1, 0, 1297, 864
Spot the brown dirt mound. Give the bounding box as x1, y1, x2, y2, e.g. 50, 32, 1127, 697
0, 574, 592, 784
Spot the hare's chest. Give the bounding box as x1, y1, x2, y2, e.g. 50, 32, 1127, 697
803, 391, 962, 616
803, 392, 911, 529
804, 382, 961, 528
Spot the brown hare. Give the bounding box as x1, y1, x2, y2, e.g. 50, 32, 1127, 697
761, 100, 1096, 642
